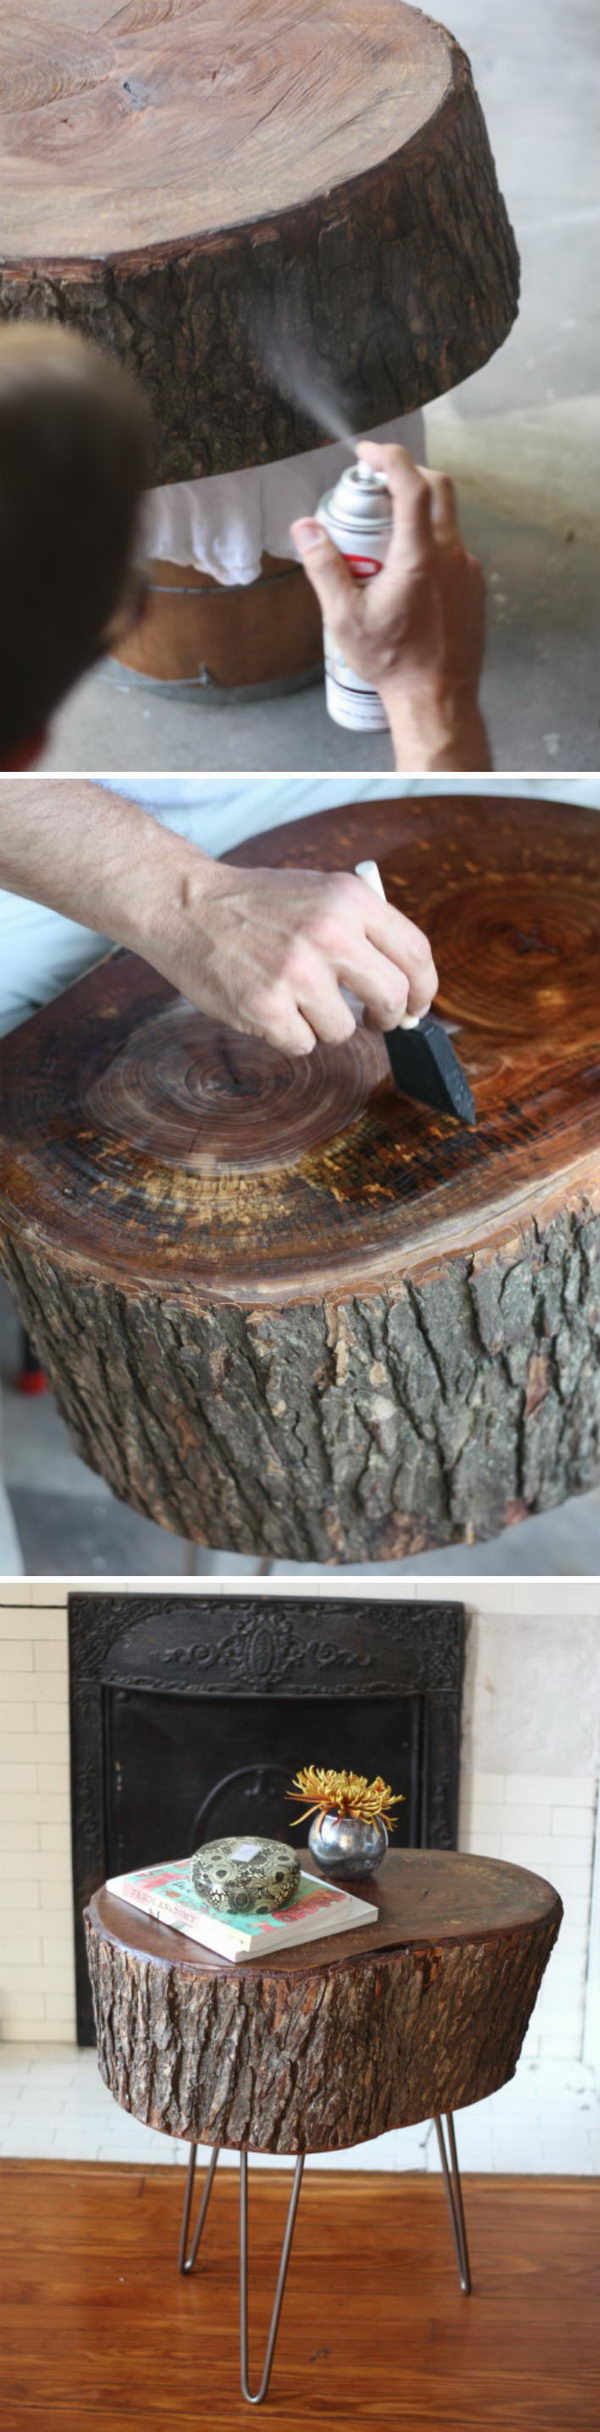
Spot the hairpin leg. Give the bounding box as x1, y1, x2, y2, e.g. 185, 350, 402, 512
178, 2140, 220, 2275
178, 2143, 304, 2403
239, 2150, 305, 2405
434, 2111, 471, 2293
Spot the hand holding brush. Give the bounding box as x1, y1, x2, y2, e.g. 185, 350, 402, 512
356, 859, 476, 1126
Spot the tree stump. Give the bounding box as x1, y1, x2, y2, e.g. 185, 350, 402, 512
84, 1849, 561, 2152
0, 792, 599, 1562
0, 3, 519, 480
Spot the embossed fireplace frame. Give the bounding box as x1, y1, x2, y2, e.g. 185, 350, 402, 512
69, 1594, 465, 2043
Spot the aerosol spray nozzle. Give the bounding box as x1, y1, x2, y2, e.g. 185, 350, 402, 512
352, 456, 389, 492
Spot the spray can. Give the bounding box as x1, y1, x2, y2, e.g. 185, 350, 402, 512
316, 460, 392, 731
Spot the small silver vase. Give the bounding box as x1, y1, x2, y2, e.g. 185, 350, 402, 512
308, 1810, 388, 1879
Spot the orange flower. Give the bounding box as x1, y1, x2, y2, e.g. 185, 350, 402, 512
287, 1766, 404, 1828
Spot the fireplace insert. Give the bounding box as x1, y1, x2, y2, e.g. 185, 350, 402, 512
69, 1594, 465, 2042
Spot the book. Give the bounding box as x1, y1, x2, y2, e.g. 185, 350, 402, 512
106, 1855, 378, 1962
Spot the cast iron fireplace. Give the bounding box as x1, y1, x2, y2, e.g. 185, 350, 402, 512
69, 1595, 465, 2043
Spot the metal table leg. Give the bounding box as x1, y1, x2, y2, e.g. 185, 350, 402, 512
239, 2151, 305, 2405
177, 2120, 468, 2401
178, 2140, 220, 2275
434, 2111, 472, 2293
177, 2143, 305, 2405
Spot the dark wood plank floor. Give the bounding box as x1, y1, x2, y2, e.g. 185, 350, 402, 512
0, 2164, 598, 2430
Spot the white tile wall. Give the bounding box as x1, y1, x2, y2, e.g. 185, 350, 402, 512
0, 1593, 74, 2041
458, 1769, 597, 2061
1, 1586, 599, 2067
0, 2046, 598, 2175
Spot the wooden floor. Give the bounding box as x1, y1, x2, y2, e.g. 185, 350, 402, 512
1, 2164, 598, 2430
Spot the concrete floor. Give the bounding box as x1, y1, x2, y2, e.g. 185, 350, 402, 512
2, 1281, 600, 1578
41, 0, 600, 777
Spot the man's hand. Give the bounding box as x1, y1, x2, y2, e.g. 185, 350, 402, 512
291, 441, 490, 771
159, 858, 438, 1055
0, 782, 437, 1058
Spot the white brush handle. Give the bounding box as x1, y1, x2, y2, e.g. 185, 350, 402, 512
355, 858, 420, 1028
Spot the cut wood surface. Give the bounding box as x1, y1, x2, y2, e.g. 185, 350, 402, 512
0, 793, 598, 1560
85, 1849, 561, 2151
1, 2167, 598, 2431
0, 4, 519, 477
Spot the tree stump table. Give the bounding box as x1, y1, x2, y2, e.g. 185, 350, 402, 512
0, 792, 599, 1563
85, 1848, 561, 2403
0, 4, 518, 480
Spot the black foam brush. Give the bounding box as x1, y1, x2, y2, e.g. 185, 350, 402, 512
356, 859, 476, 1126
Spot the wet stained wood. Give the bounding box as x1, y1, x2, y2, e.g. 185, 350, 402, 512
1, 2164, 598, 2428
85, 1849, 561, 2151
0, 792, 598, 1559
0, 4, 518, 479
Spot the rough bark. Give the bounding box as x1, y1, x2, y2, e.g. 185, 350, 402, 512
2, 1201, 600, 1561
0, 793, 598, 1562
0, 7, 519, 479
85, 1853, 561, 2153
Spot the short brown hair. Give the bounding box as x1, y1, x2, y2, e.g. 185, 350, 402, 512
0, 323, 152, 753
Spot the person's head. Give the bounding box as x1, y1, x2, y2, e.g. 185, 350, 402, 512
0, 322, 152, 766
